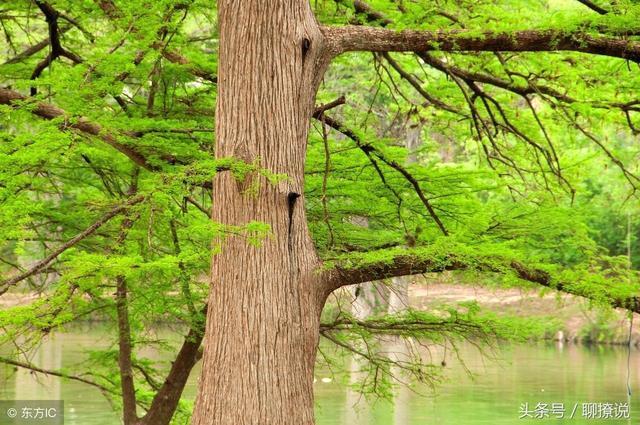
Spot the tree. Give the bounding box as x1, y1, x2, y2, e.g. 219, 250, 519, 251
191, 0, 640, 423
1, 1, 639, 424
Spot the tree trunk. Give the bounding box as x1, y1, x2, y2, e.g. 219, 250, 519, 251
115, 212, 138, 425
191, 2, 331, 424
116, 275, 137, 425
139, 324, 204, 425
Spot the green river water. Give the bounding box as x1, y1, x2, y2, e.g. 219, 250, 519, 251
0, 324, 638, 424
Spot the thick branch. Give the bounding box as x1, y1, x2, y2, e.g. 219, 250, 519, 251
575, 0, 608, 15
138, 307, 206, 425
0, 88, 156, 170
325, 250, 640, 314
31, 1, 83, 94
323, 26, 640, 62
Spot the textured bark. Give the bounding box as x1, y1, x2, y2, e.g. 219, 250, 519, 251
323, 26, 640, 62
191, 1, 331, 424
190, 2, 640, 424
327, 253, 640, 314
139, 322, 205, 425
116, 274, 137, 425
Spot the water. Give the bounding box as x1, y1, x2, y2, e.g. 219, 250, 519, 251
0, 325, 638, 424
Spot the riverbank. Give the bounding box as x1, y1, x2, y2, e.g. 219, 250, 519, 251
411, 277, 640, 346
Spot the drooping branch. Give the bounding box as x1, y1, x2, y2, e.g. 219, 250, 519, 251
417, 52, 575, 103
323, 1, 638, 194
0, 195, 145, 295
409, 53, 637, 191
320, 312, 517, 340
318, 329, 432, 394
324, 249, 640, 314
0, 355, 114, 394
313, 110, 449, 236
379, 52, 462, 115
335, 0, 640, 116
418, 50, 640, 118
0, 88, 156, 170
323, 26, 640, 62
558, 107, 640, 192
0, 354, 151, 411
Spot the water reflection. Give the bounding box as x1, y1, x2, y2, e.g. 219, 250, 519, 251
318, 340, 639, 425
14, 335, 61, 401
0, 325, 638, 425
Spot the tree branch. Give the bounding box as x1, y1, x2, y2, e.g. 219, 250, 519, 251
114, 212, 138, 425
138, 306, 206, 425
0, 355, 113, 394
31, 1, 83, 95
312, 110, 449, 236
116, 277, 137, 424
0, 87, 156, 170
334, 0, 393, 26
0, 354, 150, 411
380, 52, 462, 115
0, 88, 230, 183
94, 0, 216, 84
324, 249, 640, 314
2, 26, 71, 65
323, 26, 640, 62
0, 195, 145, 295
575, 0, 608, 15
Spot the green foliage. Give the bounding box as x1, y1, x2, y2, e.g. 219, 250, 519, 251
1, 0, 639, 421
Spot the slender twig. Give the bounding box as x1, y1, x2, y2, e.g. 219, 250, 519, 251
0, 195, 145, 295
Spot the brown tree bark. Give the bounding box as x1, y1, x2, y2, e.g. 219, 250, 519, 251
116, 274, 138, 425
189, 1, 640, 424
190, 1, 332, 424
323, 26, 640, 62
138, 320, 205, 425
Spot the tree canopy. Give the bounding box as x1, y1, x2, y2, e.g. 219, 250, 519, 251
0, 0, 639, 423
